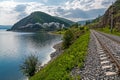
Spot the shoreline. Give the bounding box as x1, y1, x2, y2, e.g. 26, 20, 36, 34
40, 41, 63, 69
48, 31, 63, 35
50, 41, 63, 59
26, 41, 63, 80
48, 32, 63, 59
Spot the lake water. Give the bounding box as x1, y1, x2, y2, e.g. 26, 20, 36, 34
0, 29, 62, 80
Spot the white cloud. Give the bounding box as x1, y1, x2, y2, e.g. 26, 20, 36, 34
43, 0, 48, 3
0, 0, 116, 25
25, 2, 44, 14
0, 1, 47, 25
0, 1, 19, 25
63, 0, 115, 11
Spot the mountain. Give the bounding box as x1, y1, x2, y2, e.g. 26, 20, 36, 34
9, 11, 73, 32
77, 20, 93, 25
77, 21, 86, 25
54, 16, 74, 25
92, 0, 120, 31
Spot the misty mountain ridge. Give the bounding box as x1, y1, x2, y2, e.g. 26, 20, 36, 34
9, 11, 74, 32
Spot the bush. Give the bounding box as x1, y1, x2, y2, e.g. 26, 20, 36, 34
79, 27, 84, 30
62, 30, 74, 49
20, 55, 41, 78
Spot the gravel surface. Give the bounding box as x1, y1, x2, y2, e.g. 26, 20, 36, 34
99, 31, 120, 43
74, 30, 120, 80
98, 31, 120, 57
79, 32, 105, 80
95, 31, 120, 59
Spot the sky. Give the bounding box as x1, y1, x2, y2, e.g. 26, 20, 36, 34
0, 0, 116, 25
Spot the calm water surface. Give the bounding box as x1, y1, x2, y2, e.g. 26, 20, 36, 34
0, 29, 61, 80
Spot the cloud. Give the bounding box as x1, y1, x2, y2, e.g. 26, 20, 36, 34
63, 0, 116, 11
0, 0, 116, 25
14, 4, 27, 12
56, 7, 106, 21
65, 9, 89, 18
0, 1, 45, 25
0, 1, 19, 25
43, 0, 48, 3
14, 4, 28, 19
101, 0, 115, 7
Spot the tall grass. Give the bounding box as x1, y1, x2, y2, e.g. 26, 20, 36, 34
30, 31, 90, 80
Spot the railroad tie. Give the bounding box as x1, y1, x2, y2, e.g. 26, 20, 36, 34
101, 61, 110, 65
105, 72, 117, 76
102, 65, 112, 69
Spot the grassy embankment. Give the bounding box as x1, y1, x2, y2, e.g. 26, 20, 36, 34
97, 27, 120, 36
30, 28, 90, 80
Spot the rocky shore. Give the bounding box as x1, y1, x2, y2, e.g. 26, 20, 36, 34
50, 42, 63, 59
40, 42, 63, 69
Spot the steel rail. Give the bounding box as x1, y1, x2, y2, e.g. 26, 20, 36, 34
97, 31, 120, 45
92, 31, 120, 74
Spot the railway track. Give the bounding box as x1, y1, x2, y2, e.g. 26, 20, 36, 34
91, 30, 120, 77
98, 31, 120, 44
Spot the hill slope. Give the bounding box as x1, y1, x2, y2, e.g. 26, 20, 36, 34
77, 20, 93, 25
30, 31, 90, 80
92, 0, 120, 31
10, 11, 74, 32
54, 16, 74, 25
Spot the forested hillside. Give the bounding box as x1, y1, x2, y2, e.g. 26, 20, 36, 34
9, 11, 74, 32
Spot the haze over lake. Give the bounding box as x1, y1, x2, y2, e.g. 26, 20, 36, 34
0, 27, 61, 80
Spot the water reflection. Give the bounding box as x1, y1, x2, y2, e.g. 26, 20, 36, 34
0, 30, 61, 80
